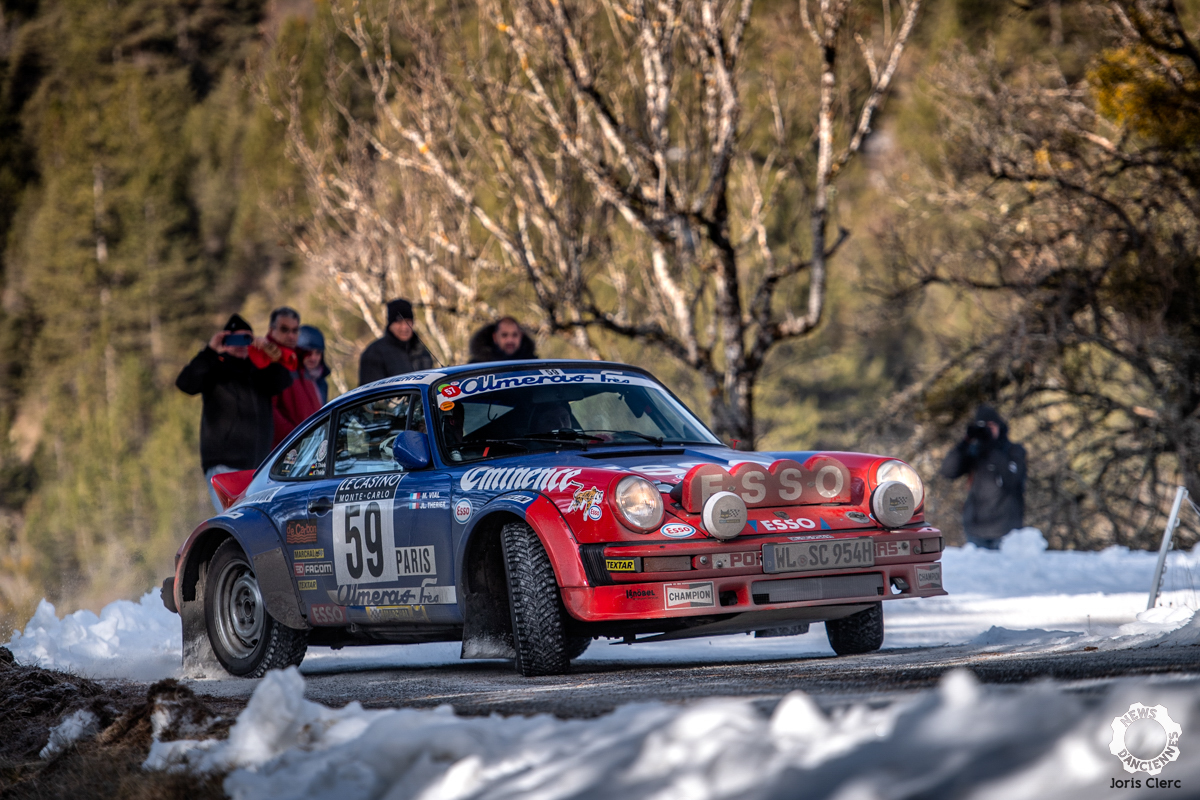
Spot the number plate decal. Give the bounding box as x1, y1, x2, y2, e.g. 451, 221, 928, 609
332, 475, 403, 586
762, 537, 875, 574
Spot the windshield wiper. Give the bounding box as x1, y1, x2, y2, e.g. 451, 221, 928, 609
580, 429, 665, 446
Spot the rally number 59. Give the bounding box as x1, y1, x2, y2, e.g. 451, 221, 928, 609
333, 499, 397, 585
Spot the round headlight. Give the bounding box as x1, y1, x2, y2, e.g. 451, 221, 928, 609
612, 475, 664, 532
875, 460, 924, 508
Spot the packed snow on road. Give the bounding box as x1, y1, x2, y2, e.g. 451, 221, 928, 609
10, 528, 1200, 798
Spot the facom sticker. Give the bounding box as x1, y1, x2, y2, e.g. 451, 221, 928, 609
454, 499, 473, 524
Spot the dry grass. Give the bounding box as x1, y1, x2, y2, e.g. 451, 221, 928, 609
0, 647, 236, 799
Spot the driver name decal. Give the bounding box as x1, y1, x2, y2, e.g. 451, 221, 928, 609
332, 475, 403, 586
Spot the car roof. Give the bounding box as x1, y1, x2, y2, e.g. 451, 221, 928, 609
335, 359, 657, 404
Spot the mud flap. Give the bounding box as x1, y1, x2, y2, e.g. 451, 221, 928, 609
460, 590, 516, 660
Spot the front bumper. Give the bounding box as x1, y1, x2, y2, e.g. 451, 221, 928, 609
562, 529, 946, 623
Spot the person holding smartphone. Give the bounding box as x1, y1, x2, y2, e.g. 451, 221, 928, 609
176, 313, 293, 512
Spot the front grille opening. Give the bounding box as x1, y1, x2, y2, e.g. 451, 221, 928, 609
643, 556, 691, 572
719, 590, 739, 606
752, 573, 885, 605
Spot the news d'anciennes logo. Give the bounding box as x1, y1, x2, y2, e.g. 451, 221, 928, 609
1109, 702, 1182, 776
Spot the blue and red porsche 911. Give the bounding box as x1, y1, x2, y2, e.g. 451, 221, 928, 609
162, 361, 946, 677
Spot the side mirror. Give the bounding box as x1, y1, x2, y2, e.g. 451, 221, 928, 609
392, 430, 431, 470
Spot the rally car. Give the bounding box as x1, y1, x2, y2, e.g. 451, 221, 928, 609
162, 361, 946, 677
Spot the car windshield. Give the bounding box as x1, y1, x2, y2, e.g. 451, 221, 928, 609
432, 368, 721, 463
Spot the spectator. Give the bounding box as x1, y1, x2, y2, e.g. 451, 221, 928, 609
358, 298, 434, 386
468, 316, 537, 363
298, 324, 331, 405
176, 314, 292, 512
268, 307, 322, 447
939, 405, 1028, 549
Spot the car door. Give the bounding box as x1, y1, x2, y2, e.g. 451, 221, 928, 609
264, 417, 342, 624
320, 391, 457, 623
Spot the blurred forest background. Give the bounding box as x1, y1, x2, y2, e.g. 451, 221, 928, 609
1, 0, 1198, 631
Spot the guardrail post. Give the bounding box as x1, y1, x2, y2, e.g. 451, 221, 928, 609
1148, 486, 1188, 611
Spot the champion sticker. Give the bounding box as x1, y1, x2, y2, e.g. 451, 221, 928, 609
665, 581, 715, 609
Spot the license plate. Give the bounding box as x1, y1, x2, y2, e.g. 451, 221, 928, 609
762, 538, 875, 574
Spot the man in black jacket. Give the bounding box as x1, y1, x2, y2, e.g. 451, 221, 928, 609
358, 299, 434, 386
939, 405, 1028, 549
468, 316, 537, 363
176, 314, 293, 512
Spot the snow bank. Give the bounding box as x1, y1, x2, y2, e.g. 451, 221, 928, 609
6, 589, 181, 681
146, 666, 1199, 800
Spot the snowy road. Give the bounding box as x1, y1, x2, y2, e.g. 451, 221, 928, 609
184, 634, 1200, 718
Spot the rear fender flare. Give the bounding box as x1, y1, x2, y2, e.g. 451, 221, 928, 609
176, 508, 308, 630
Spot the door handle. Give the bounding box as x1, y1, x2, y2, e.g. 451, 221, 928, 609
308, 496, 333, 515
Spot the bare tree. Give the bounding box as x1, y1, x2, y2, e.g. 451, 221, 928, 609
881, 1, 1200, 549
282, 0, 922, 443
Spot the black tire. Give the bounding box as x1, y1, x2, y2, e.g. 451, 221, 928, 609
500, 521, 571, 676
564, 636, 592, 661
204, 539, 308, 677
825, 602, 884, 656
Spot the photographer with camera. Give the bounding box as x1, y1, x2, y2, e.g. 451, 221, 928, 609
939, 405, 1027, 549
176, 313, 293, 511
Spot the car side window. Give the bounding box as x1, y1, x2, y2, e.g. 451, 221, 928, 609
334, 393, 418, 475
271, 417, 329, 480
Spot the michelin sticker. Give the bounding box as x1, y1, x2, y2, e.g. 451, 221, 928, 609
332, 475, 402, 586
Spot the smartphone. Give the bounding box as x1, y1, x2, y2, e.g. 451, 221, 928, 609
224, 332, 253, 347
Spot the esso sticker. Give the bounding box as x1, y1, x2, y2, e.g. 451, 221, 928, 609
309, 604, 346, 625
454, 499, 473, 524
440, 385, 462, 398
660, 523, 697, 539
587, 505, 603, 521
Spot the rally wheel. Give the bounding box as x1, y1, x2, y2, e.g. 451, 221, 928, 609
825, 602, 884, 656
205, 539, 308, 677
500, 521, 572, 676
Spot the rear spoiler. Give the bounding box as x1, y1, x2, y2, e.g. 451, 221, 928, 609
210, 469, 255, 510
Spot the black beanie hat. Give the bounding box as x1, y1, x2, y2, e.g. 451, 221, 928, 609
224, 313, 253, 333
387, 298, 414, 324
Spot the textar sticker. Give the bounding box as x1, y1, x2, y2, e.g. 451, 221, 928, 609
606, 558, 636, 572
297, 579, 318, 591
665, 581, 715, 608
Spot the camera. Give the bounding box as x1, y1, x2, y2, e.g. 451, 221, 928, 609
223, 332, 253, 347
965, 420, 992, 442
